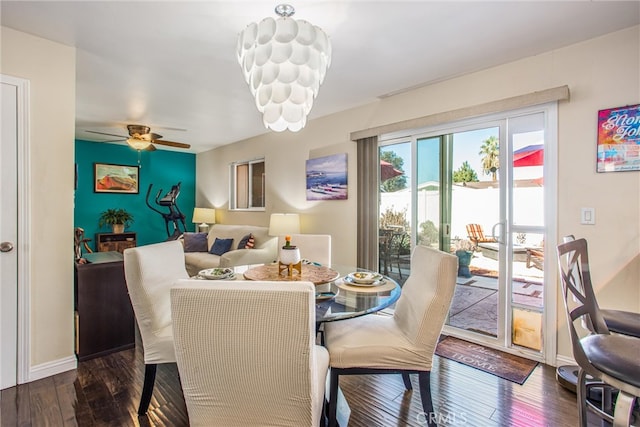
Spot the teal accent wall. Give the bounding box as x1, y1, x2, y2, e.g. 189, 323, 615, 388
74, 140, 197, 251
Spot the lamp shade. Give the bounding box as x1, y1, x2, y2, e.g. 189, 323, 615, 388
237, 4, 331, 132
193, 208, 216, 225
268, 213, 300, 236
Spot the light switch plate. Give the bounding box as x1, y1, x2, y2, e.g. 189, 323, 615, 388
581, 207, 595, 225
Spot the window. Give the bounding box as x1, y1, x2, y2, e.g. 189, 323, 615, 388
230, 159, 265, 210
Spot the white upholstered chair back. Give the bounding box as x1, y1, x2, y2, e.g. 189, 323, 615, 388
170, 280, 329, 427
123, 240, 189, 364
278, 234, 332, 266
393, 245, 458, 360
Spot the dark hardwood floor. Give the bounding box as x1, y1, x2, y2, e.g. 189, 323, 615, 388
1, 342, 594, 427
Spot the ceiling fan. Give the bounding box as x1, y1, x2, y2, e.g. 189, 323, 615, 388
86, 124, 191, 151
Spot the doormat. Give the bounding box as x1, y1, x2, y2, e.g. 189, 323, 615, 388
435, 336, 538, 385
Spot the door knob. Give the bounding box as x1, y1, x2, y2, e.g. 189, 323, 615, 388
1, 241, 14, 253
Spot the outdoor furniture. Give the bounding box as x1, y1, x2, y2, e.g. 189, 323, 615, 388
391, 232, 411, 279
556, 238, 640, 426
123, 240, 189, 415
466, 223, 497, 248
170, 280, 329, 427
526, 247, 544, 270
324, 245, 457, 427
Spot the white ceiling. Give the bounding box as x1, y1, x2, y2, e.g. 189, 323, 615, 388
2, 1, 639, 153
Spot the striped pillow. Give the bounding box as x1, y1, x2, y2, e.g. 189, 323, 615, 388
237, 233, 255, 249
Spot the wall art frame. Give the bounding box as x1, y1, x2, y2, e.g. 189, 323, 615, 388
306, 153, 348, 200
94, 163, 140, 194
596, 103, 640, 173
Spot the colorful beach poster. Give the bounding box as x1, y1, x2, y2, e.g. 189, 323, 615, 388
306, 153, 348, 200
597, 104, 640, 172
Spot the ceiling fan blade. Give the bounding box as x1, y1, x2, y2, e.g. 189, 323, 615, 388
85, 130, 128, 138
147, 132, 163, 140
99, 138, 126, 143
152, 139, 191, 149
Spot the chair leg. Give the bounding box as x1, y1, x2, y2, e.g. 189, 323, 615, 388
328, 369, 339, 427
418, 371, 436, 427
612, 391, 636, 427
577, 368, 588, 427
402, 373, 412, 390
138, 364, 157, 416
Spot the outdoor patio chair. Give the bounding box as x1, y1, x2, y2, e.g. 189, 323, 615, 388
466, 223, 497, 248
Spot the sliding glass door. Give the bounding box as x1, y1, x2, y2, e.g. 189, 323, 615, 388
378, 105, 556, 361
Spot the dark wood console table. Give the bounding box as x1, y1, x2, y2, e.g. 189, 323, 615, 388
74, 251, 135, 361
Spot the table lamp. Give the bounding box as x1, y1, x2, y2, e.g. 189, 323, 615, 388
268, 213, 300, 236
193, 207, 216, 232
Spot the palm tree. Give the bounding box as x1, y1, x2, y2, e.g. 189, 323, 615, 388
479, 136, 500, 181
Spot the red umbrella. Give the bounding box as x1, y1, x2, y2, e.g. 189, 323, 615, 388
380, 160, 403, 181
513, 144, 544, 167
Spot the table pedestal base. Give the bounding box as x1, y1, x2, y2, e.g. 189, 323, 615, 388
278, 260, 302, 277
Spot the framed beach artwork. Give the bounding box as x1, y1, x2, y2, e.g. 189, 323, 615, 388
306, 153, 348, 200
94, 163, 140, 194
596, 103, 640, 172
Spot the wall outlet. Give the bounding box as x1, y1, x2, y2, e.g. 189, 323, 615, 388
581, 207, 595, 225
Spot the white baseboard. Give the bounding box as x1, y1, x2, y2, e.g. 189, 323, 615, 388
28, 356, 77, 382
554, 354, 576, 367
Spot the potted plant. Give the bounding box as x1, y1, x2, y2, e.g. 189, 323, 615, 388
453, 238, 475, 278
98, 208, 134, 234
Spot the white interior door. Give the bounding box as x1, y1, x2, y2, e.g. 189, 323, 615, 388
1, 79, 19, 389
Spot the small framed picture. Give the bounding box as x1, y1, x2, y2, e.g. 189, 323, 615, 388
94, 163, 139, 194
596, 104, 640, 173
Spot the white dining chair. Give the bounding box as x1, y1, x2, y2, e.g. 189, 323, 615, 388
123, 240, 189, 415
170, 280, 329, 426
324, 245, 457, 427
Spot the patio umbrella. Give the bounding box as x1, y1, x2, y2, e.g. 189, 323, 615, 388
513, 144, 544, 167
380, 160, 403, 181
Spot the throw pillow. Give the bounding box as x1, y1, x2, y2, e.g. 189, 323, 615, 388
209, 237, 234, 256
237, 233, 255, 249
183, 232, 208, 252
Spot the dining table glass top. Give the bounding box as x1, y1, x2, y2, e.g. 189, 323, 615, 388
228, 262, 402, 323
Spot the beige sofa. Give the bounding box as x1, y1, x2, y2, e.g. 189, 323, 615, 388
183, 224, 278, 276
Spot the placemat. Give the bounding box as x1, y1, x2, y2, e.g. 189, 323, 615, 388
335, 278, 396, 293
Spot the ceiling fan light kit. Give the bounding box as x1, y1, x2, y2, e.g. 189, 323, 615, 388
126, 137, 152, 151
236, 3, 331, 132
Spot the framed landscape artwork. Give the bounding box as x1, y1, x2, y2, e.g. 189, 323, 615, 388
596, 103, 640, 172
306, 153, 348, 200
94, 163, 140, 194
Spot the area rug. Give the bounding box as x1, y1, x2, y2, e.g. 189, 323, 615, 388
435, 336, 538, 384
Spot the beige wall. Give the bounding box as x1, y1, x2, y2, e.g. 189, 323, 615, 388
1, 28, 76, 372
198, 25, 640, 360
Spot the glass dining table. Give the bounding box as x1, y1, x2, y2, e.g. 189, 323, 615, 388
226, 262, 402, 324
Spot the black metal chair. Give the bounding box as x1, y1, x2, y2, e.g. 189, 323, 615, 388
556, 238, 640, 426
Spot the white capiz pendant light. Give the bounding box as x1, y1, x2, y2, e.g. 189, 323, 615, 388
237, 4, 331, 132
